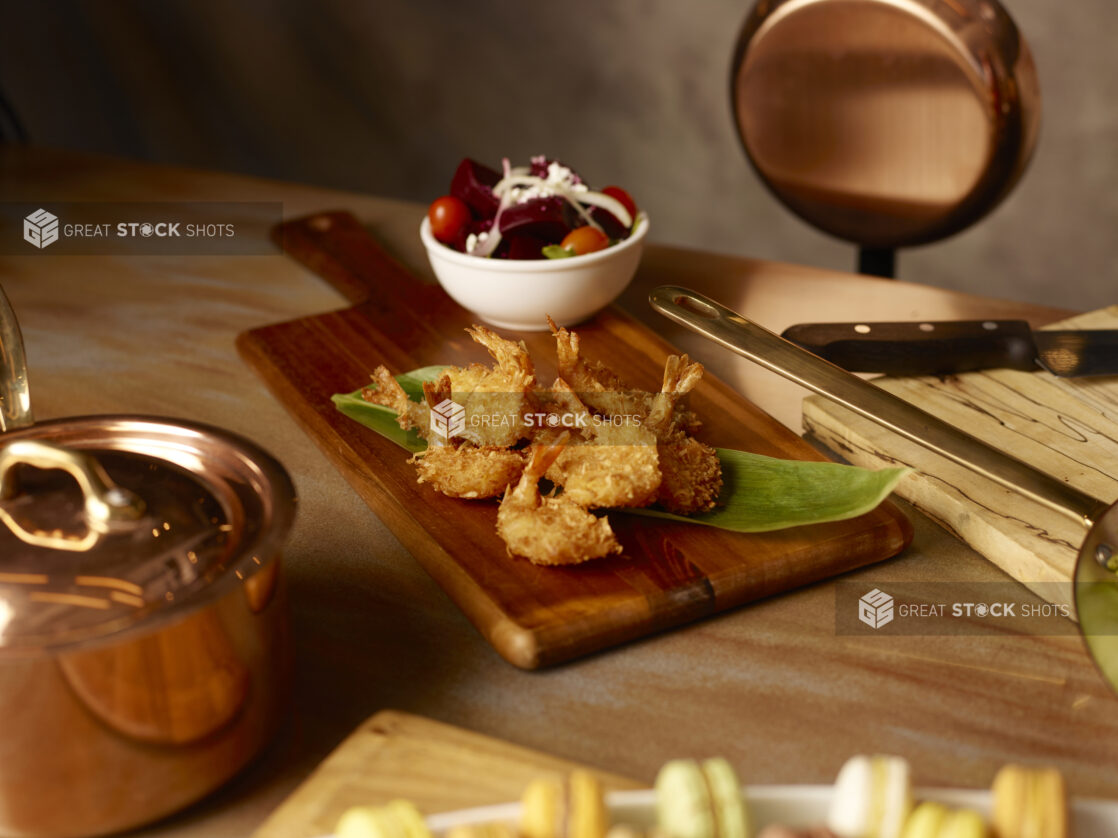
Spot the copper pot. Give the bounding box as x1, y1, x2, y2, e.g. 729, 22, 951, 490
0, 288, 295, 837
730, 0, 1041, 265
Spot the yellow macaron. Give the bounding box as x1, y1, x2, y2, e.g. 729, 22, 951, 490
520, 769, 609, 838
336, 800, 432, 838
446, 824, 517, 838
990, 765, 1068, 838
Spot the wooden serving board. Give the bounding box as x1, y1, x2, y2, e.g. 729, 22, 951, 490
237, 211, 912, 669
252, 711, 641, 838
804, 306, 1118, 612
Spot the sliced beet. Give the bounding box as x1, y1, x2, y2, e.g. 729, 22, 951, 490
501, 234, 548, 260
466, 217, 492, 239
451, 158, 501, 219
497, 197, 574, 243
590, 206, 630, 240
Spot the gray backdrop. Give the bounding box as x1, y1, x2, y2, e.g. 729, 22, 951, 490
1, 0, 1114, 310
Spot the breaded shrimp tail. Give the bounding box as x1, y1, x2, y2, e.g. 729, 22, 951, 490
362, 366, 428, 432
522, 432, 570, 489
548, 316, 627, 394
646, 354, 705, 436
548, 316, 653, 419
466, 325, 535, 380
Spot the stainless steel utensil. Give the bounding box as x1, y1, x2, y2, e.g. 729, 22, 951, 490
650, 285, 1118, 690
0, 287, 32, 431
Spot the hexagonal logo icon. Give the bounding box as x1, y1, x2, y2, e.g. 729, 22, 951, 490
23, 208, 59, 249
430, 398, 465, 440
858, 588, 894, 629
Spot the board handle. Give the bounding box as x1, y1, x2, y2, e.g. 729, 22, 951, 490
272, 211, 419, 304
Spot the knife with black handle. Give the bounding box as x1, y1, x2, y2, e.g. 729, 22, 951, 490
780, 320, 1118, 377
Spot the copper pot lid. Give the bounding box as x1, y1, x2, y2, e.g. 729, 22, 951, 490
0, 417, 295, 652
0, 289, 295, 653
730, 0, 1041, 249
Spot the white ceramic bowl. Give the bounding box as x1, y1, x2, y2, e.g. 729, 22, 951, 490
419, 213, 649, 331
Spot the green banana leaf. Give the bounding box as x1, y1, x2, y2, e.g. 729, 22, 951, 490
331, 366, 450, 454
333, 366, 909, 532
629, 448, 908, 532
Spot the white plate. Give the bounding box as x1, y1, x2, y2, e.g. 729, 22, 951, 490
421, 786, 1118, 837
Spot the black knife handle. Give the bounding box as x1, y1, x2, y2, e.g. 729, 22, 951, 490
780, 320, 1039, 375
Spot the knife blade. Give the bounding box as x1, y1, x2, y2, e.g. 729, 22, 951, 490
780, 319, 1118, 377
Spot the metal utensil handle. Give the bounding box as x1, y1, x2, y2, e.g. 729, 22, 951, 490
649, 286, 1108, 530
0, 440, 145, 551
0, 285, 34, 432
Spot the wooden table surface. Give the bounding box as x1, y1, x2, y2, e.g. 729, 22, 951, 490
1, 147, 1112, 838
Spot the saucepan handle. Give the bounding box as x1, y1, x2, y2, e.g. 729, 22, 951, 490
649, 285, 1109, 530
0, 440, 146, 551
1, 284, 34, 432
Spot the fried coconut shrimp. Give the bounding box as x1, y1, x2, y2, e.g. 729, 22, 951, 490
646, 355, 722, 515
646, 354, 705, 436
549, 317, 652, 420
549, 317, 701, 433
362, 366, 429, 432
434, 325, 536, 448
541, 379, 660, 509
411, 445, 525, 499
655, 430, 723, 515
497, 433, 622, 566
362, 320, 723, 565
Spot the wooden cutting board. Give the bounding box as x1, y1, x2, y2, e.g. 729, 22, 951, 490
803, 306, 1118, 612
252, 711, 641, 838
237, 211, 912, 669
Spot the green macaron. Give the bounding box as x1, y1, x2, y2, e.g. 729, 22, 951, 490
655, 757, 751, 838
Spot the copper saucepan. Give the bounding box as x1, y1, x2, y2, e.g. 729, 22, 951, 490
730, 0, 1040, 273
650, 286, 1118, 691
0, 286, 295, 837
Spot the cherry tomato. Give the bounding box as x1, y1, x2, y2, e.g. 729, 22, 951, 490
428, 195, 471, 244
601, 185, 638, 220
560, 225, 610, 256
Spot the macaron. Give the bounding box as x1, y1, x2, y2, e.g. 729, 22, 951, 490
446, 824, 517, 838
520, 769, 609, 838
655, 757, 751, 838
990, 764, 1068, 838
336, 800, 432, 838
605, 826, 647, 838
827, 755, 913, 838
757, 827, 839, 838
900, 802, 987, 838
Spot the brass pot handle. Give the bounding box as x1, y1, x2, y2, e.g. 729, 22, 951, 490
0, 440, 146, 551
0, 285, 34, 432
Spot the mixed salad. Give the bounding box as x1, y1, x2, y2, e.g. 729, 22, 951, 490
426, 156, 639, 260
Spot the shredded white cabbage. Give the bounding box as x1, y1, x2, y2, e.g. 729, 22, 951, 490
467, 158, 632, 257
